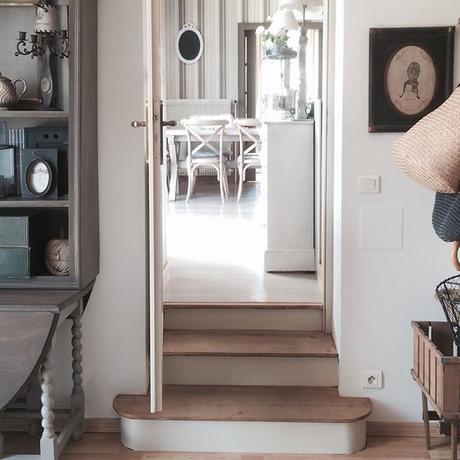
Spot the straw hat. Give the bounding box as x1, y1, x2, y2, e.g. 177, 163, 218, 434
393, 87, 460, 193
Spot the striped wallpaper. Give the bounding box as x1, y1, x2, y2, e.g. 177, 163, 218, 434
161, 0, 279, 101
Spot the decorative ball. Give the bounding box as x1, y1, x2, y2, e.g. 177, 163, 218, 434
45, 239, 70, 276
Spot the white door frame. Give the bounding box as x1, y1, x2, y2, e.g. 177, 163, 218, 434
144, 1, 337, 408
321, 0, 336, 334
145, 0, 164, 413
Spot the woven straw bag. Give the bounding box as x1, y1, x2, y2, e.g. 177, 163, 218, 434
393, 87, 460, 193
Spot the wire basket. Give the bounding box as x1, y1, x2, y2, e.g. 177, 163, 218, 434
436, 274, 460, 347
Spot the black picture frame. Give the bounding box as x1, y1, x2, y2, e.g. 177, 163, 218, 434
369, 27, 455, 133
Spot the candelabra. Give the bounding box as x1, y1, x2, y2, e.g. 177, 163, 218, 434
14, 0, 70, 108
15, 32, 44, 58
15, 30, 69, 60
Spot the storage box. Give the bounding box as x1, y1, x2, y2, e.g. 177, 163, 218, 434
0, 211, 47, 278
0, 247, 30, 278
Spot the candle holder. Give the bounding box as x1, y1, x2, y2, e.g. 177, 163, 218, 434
15, 31, 69, 60
50, 30, 69, 59
15, 32, 44, 58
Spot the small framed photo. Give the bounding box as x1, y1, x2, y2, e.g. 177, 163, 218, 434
369, 27, 455, 133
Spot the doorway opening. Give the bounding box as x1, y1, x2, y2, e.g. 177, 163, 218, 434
160, 0, 330, 315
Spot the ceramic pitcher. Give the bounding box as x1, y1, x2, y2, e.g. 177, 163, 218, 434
0, 73, 27, 110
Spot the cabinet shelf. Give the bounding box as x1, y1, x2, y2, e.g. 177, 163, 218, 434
0, 197, 69, 209
0, 276, 77, 290
0, 111, 69, 119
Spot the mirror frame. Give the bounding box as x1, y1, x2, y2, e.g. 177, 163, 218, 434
176, 23, 204, 65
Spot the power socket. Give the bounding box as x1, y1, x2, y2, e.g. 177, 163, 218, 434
362, 370, 383, 389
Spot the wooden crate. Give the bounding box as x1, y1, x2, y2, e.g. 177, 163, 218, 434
412, 321, 460, 420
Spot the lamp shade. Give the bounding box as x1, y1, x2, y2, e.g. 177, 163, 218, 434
268, 8, 299, 34
35, 5, 60, 33
278, 0, 323, 12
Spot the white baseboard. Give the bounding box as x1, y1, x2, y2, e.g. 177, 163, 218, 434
264, 249, 315, 272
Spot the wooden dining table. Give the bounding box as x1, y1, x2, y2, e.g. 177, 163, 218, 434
164, 124, 262, 201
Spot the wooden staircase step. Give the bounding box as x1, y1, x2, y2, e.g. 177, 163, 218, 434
164, 301, 322, 310
113, 385, 372, 423
163, 330, 338, 358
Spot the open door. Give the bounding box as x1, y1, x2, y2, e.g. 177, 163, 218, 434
145, 0, 163, 413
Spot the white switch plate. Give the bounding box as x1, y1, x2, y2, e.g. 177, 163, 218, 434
362, 370, 383, 389
358, 175, 380, 194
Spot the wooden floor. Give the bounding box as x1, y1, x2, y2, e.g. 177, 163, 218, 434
164, 181, 322, 304
5, 432, 458, 459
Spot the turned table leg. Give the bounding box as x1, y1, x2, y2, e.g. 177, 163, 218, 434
0, 419, 4, 458
40, 349, 58, 460
421, 393, 431, 450
71, 304, 84, 441
452, 422, 458, 460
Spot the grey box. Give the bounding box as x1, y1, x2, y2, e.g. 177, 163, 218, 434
0, 212, 44, 247
0, 247, 30, 279
0, 211, 47, 278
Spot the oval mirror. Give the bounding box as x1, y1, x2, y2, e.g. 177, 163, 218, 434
176, 23, 204, 65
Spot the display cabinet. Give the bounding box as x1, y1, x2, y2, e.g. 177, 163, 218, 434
0, 0, 99, 290
0, 1, 98, 458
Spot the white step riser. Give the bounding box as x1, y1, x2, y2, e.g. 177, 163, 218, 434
164, 356, 338, 386
121, 418, 367, 454
165, 308, 323, 331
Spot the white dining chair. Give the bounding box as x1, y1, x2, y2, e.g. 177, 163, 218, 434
181, 118, 230, 203
235, 118, 262, 202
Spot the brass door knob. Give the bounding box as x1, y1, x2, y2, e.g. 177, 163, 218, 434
131, 121, 146, 128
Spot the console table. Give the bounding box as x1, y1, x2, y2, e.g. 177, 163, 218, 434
0, 284, 94, 460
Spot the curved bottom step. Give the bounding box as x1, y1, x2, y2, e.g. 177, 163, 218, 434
114, 386, 372, 455
120, 417, 367, 455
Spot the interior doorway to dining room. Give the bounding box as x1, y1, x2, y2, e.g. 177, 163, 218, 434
160, 0, 329, 314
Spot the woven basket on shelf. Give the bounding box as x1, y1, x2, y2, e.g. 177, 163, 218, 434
393, 87, 460, 193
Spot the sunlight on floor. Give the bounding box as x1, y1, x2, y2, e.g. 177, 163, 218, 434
164, 179, 322, 304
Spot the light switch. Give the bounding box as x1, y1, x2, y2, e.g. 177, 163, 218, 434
359, 206, 404, 250
358, 175, 380, 194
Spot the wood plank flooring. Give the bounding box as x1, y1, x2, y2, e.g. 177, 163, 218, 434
163, 331, 338, 358
113, 385, 371, 423
5, 432, 452, 459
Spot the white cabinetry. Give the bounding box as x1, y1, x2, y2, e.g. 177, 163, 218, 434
264, 120, 315, 272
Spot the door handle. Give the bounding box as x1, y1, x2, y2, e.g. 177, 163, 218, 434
131, 120, 146, 128
162, 120, 177, 128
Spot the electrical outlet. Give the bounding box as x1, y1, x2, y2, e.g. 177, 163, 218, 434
362, 370, 383, 389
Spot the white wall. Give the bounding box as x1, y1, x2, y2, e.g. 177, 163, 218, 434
335, 0, 460, 421
54, 0, 148, 418
52, 0, 460, 422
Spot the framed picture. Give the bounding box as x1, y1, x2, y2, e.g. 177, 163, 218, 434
369, 27, 455, 133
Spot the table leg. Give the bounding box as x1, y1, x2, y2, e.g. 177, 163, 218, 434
40, 348, 57, 460
0, 420, 4, 458
168, 136, 178, 202
71, 303, 84, 441
452, 422, 458, 460
421, 393, 431, 450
